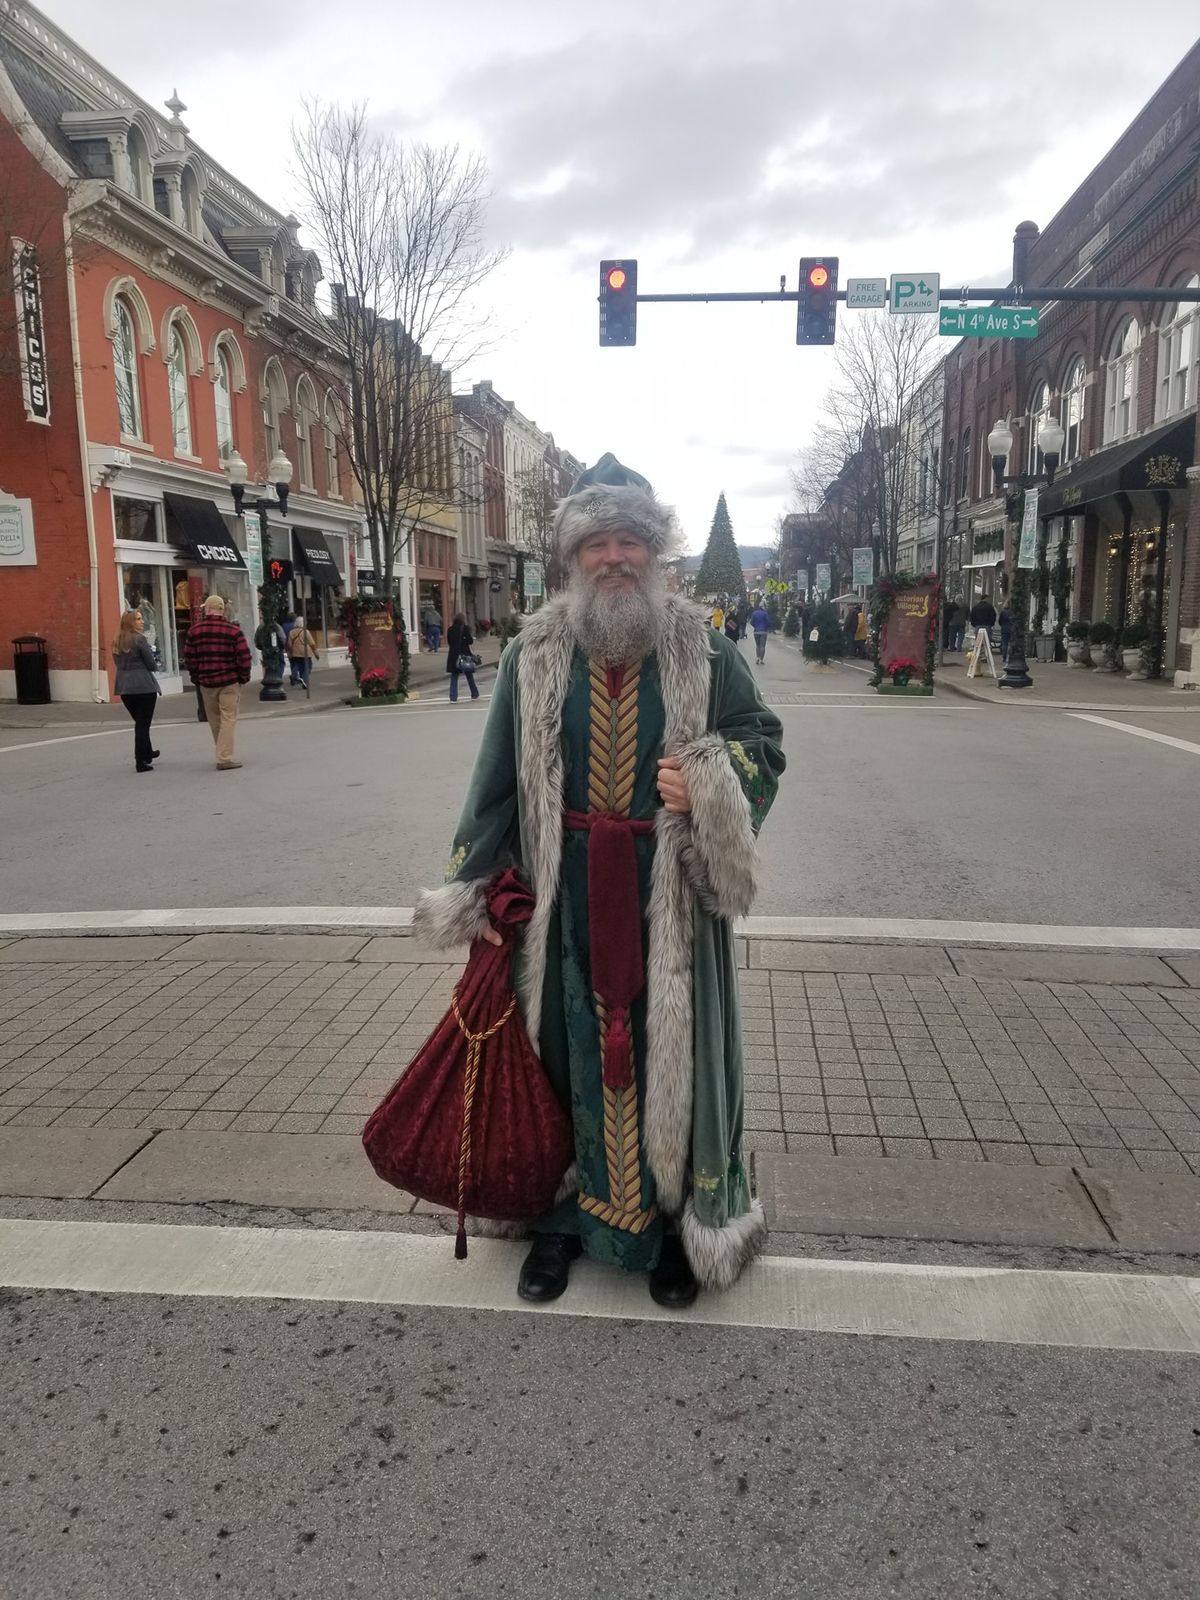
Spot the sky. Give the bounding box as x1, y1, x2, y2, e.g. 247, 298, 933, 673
36, 0, 1200, 551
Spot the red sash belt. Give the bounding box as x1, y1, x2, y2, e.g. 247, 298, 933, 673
563, 808, 655, 1091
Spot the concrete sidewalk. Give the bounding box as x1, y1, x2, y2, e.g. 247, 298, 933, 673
2, 930, 1200, 1254
0, 638, 502, 729
937, 655, 1200, 711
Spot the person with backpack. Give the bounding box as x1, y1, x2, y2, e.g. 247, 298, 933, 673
287, 616, 319, 688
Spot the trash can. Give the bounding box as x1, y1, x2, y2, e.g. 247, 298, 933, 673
12, 635, 51, 704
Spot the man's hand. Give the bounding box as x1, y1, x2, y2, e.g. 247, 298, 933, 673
481, 926, 503, 947
656, 755, 692, 814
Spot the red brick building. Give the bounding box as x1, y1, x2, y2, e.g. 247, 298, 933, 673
0, 3, 358, 701
942, 40, 1200, 682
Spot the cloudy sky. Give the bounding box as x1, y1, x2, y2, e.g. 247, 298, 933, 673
41, 0, 1200, 550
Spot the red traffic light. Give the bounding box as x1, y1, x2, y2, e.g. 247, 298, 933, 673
807, 264, 830, 289
607, 266, 627, 292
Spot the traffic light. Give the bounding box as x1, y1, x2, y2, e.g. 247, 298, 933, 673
796, 256, 838, 345
599, 259, 637, 346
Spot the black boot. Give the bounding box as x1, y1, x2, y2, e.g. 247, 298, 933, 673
517, 1233, 582, 1304
649, 1234, 698, 1308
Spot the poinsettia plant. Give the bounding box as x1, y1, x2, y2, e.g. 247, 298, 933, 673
888, 658, 921, 681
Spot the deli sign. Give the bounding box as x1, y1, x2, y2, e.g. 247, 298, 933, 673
12, 240, 49, 425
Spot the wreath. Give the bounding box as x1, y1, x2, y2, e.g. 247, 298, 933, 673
341, 595, 410, 700
869, 571, 941, 689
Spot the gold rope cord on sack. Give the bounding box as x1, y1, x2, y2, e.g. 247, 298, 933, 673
451, 989, 517, 1259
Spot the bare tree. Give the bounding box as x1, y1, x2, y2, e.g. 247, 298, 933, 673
791, 314, 940, 578
291, 103, 506, 596
514, 465, 563, 598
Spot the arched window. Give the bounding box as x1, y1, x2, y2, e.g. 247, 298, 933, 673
214, 346, 235, 458
323, 395, 341, 496
1156, 273, 1200, 421
1060, 358, 1086, 464
167, 328, 192, 454
1104, 318, 1140, 443
1026, 382, 1049, 475
262, 360, 287, 464
126, 126, 151, 204
294, 376, 318, 489
181, 167, 203, 237
113, 298, 142, 438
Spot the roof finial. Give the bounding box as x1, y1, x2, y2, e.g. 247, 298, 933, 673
165, 89, 187, 125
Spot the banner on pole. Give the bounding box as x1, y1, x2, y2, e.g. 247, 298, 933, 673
1018, 487, 1040, 571
852, 547, 873, 588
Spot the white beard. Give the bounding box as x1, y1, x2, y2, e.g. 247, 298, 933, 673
567, 561, 668, 663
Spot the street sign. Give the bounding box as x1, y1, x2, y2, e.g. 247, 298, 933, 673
889, 273, 940, 315
243, 511, 263, 587
815, 562, 832, 594
1018, 487, 1040, 570
939, 306, 1040, 340
852, 546, 874, 587
846, 277, 886, 310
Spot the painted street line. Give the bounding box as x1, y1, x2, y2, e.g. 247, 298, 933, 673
0, 728, 130, 753
1068, 712, 1200, 758
2, 1218, 1197, 1354
5, 908, 1200, 950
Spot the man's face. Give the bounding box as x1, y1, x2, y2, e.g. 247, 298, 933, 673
576, 530, 651, 594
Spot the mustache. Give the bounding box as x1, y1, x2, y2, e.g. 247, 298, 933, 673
589, 563, 639, 581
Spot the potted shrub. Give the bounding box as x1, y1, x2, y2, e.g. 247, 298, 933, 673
476, 617, 492, 636
1121, 621, 1149, 678
1065, 620, 1091, 667
1089, 620, 1116, 670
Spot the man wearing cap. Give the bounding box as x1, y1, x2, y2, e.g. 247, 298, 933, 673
414, 456, 784, 1307
183, 595, 252, 770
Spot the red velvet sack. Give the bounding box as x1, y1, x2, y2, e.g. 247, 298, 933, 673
362, 871, 572, 1258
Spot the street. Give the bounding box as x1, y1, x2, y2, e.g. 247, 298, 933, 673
4, 638, 1200, 925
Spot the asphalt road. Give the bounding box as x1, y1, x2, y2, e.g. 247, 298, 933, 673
4, 641, 1200, 925
4, 1286, 1197, 1600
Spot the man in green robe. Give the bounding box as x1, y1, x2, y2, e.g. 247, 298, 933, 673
415, 456, 784, 1306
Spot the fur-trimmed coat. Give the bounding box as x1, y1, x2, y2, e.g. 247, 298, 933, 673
414, 594, 784, 1290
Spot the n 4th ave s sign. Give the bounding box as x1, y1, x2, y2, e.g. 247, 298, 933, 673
939, 306, 1040, 339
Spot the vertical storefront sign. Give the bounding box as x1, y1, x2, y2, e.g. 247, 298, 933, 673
12, 241, 50, 425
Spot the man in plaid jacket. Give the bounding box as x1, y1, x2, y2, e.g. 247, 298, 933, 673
184, 595, 252, 770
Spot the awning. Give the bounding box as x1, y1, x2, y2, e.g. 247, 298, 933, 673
961, 554, 1004, 570
1039, 415, 1194, 518
291, 529, 342, 587
162, 493, 245, 569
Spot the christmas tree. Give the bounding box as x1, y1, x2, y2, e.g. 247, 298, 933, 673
802, 600, 845, 664
695, 494, 746, 600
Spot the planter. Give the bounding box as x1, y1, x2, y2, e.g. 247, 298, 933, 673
1035, 634, 1056, 663
1123, 649, 1147, 679
1067, 642, 1091, 667
351, 692, 408, 707
876, 680, 934, 696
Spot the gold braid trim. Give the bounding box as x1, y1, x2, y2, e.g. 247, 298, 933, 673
452, 990, 516, 1230
579, 1192, 658, 1234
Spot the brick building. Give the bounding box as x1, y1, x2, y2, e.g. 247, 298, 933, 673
940, 40, 1200, 679
0, 2, 358, 701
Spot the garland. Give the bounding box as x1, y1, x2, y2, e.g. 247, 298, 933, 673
340, 595, 410, 699
869, 570, 941, 688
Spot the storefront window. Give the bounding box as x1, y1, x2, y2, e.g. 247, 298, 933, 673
120, 564, 175, 674
114, 497, 162, 543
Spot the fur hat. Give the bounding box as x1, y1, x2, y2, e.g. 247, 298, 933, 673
554, 452, 680, 562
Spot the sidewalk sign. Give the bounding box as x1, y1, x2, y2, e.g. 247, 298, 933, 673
966, 628, 998, 681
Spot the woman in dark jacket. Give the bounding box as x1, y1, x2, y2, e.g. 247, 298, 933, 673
112, 609, 161, 772
445, 611, 480, 703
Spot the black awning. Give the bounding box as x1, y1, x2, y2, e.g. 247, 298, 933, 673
292, 529, 342, 587
162, 493, 246, 569
1040, 415, 1194, 518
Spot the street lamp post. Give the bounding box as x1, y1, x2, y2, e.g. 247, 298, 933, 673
224, 449, 294, 702
988, 412, 1066, 689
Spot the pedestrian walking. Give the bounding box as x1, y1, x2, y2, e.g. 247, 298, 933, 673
423, 602, 443, 654
286, 616, 319, 688
183, 595, 252, 770
842, 606, 858, 653
446, 611, 481, 703
710, 602, 725, 632
854, 605, 869, 658
999, 604, 1012, 661
111, 609, 160, 773
737, 600, 751, 641
949, 598, 969, 652
414, 452, 784, 1308
723, 612, 740, 644
749, 600, 771, 664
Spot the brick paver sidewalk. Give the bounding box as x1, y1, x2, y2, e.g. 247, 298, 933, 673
2, 939, 1200, 1174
